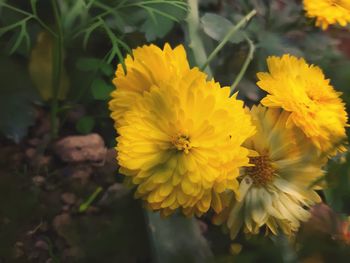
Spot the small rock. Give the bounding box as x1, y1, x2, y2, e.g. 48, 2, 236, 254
53, 213, 71, 237
62, 205, 70, 212
54, 134, 107, 165
32, 176, 45, 186
86, 206, 100, 214
25, 148, 36, 159
15, 242, 24, 247
39, 222, 49, 232
35, 240, 49, 250
61, 193, 76, 205
14, 242, 24, 259
28, 138, 41, 146
13, 246, 24, 259
37, 155, 52, 167
71, 165, 92, 184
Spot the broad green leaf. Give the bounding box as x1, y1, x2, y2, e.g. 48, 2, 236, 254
29, 31, 69, 101
146, 212, 213, 263
201, 13, 244, 44
91, 78, 114, 100
138, 1, 187, 41
140, 14, 174, 41
76, 116, 95, 134
0, 57, 39, 142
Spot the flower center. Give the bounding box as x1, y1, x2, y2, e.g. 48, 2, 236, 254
245, 155, 275, 186
172, 134, 192, 154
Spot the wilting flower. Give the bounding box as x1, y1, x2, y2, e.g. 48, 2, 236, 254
257, 54, 348, 154
213, 106, 323, 239
303, 0, 350, 30
116, 69, 255, 217
109, 43, 190, 127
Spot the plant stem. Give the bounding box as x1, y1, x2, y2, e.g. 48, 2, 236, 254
201, 9, 256, 71
0, 2, 56, 37
186, 0, 212, 77
50, 0, 63, 139
79, 186, 103, 212
230, 36, 255, 95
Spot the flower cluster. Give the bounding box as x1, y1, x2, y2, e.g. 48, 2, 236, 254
110, 44, 348, 238
213, 55, 347, 238
303, 0, 350, 30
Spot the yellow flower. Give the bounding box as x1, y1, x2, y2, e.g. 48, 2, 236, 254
213, 106, 323, 239
116, 69, 255, 217
109, 43, 190, 127
257, 54, 348, 154
303, 0, 350, 30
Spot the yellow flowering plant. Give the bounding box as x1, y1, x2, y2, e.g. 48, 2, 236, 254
2, 0, 350, 261
107, 1, 349, 253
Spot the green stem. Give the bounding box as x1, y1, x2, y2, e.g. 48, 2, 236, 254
201, 9, 256, 71
0, 2, 56, 37
186, 0, 212, 77
0, 3, 32, 16
35, 18, 57, 37
50, 0, 63, 139
79, 186, 103, 212
230, 36, 255, 95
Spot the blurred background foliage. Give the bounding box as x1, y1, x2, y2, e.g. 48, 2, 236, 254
0, 0, 350, 262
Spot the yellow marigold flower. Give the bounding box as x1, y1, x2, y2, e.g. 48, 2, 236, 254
257, 54, 348, 154
116, 69, 255, 217
109, 43, 190, 127
303, 0, 350, 30
213, 106, 323, 239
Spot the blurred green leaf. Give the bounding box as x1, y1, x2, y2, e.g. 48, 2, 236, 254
0, 56, 38, 142
76, 57, 113, 76
76, 116, 95, 134
141, 14, 174, 41
201, 13, 244, 44
91, 78, 114, 100
147, 212, 213, 263
137, 0, 187, 41
29, 31, 69, 101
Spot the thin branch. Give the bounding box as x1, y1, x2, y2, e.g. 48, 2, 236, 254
230, 36, 255, 95
201, 9, 256, 71
50, 0, 64, 138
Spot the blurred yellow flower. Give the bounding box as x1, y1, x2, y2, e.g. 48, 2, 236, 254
116, 69, 255, 217
257, 54, 348, 154
109, 43, 190, 127
303, 0, 350, 30
213, 106, 323, 239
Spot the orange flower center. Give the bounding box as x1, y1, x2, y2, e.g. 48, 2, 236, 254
245, 155, 275, 186
172, 134, 192, 153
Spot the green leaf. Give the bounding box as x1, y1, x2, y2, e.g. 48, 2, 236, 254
91, 78, 114, 100
146, 212, 213, 263
201, 13, 244, 44
137, 1, 187, 41
76, 116, 95, 134
140, 13, 174, 41
0, 57, 39, 142
76, 57, 114, 76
